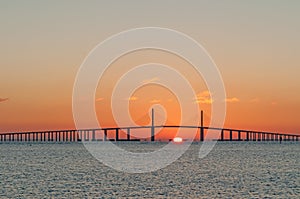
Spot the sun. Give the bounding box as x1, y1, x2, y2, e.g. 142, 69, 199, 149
173, 137, 183, 143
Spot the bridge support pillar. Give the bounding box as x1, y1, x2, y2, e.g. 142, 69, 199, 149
92, 130, 96, 141
200, 127, 204, 142
221, 130, 224, 141
104, 129, 107, 141
151, 108, 155, 142
127, 128, 130, 141
200, 110, 204, 142
70, 131, 72, 142
116, 129, 119, 141
73, 131, 75, 141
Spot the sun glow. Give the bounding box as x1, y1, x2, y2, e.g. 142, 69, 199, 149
173, 137, 183, 143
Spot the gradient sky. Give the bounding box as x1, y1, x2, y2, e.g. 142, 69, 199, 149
1, 1, 300, 136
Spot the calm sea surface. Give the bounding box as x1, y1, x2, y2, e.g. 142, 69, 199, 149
0, 142, 299, 198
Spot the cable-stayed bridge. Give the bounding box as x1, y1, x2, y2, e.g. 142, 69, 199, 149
0, 110, 299, 142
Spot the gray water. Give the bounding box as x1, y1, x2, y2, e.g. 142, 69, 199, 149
0, 142, 299, 198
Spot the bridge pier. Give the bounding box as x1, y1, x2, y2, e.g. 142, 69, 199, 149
200, 127, 204, 142
79, 131, 82, 141
249, 132, 252, 141
220, 129, 224, 141
65, 131, 67, 141
229, 130, 233, 141
70, 131, 72, 141
72, 131, 75, 141
116, 129, 119, 141
151, 108, 155, 142
86, 130, 89, 141
92, 130, 95, 141
104, 129, 107, 141
66, 131, 69, 142
127, 128, 130, 141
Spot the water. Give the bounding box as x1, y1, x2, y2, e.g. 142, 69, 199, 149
0, 142, 299, 198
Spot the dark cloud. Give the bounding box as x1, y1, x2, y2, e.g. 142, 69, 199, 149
0, 98, 9, 103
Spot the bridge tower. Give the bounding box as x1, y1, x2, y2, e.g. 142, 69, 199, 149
200, 110, 204, 141
151, 108, 155, 141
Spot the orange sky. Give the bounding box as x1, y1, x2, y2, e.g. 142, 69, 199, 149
1, 1, 300, 137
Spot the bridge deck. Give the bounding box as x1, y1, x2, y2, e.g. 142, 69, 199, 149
0, 126, 299, 142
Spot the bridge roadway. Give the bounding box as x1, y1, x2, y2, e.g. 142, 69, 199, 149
0, 125, 299, 142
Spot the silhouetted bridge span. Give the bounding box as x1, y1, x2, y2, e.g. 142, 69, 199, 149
1, 110, 299, 142
0, 125, 299, 143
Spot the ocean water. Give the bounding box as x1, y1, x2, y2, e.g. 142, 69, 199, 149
0, 142, 299, 198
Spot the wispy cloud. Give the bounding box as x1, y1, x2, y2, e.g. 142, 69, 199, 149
195, 91, 212, 104
150, 99, 160, 103
0, 98, 8, 103
142, 77, 160, 84
271, 101, 278, 106
126, 96, 138, 101
226, 97, 240, 103
95, 97, 104, 102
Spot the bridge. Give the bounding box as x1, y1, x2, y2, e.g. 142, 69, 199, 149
0, 110, 299, 142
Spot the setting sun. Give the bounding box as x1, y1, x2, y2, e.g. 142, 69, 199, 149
173, 137, 183, 143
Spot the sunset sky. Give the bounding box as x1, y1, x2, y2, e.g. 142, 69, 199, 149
1, 1, 300, 136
